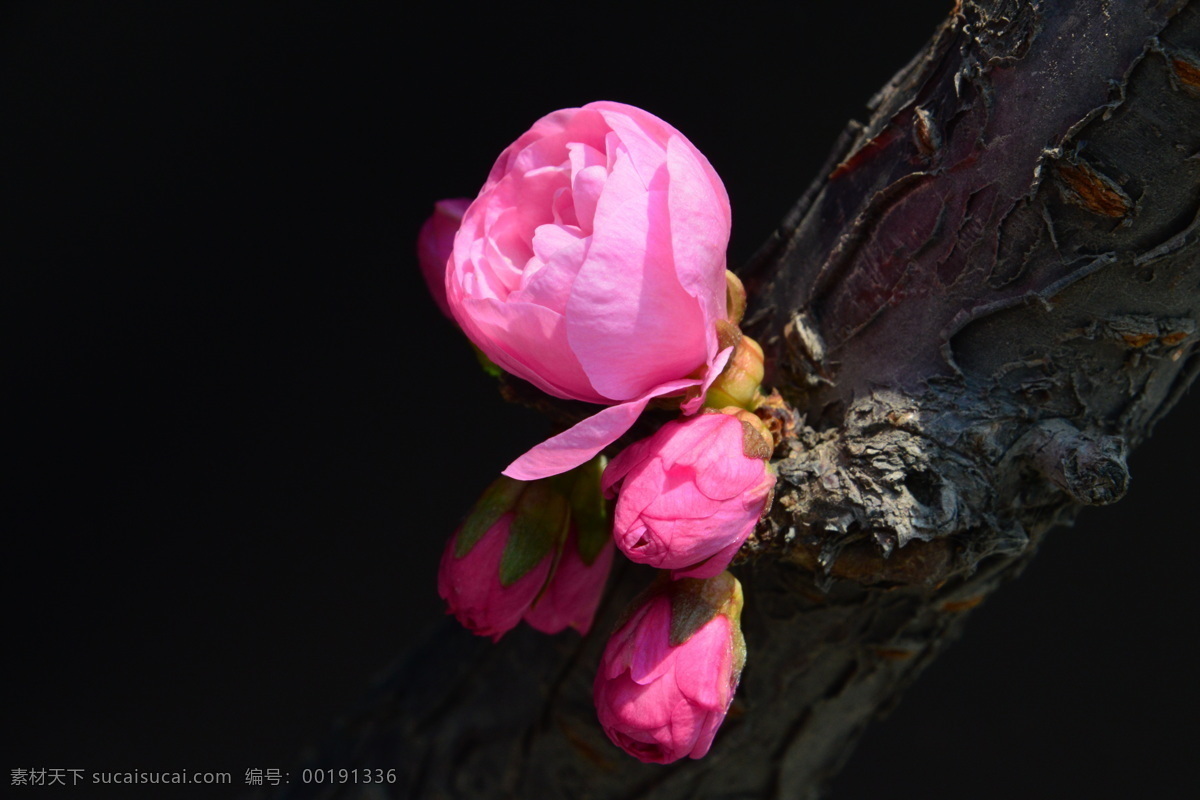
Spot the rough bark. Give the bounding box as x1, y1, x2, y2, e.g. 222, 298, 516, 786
268, 1, 1200, 797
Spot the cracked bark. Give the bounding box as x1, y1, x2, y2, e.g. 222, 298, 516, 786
268, 1, 1200, 797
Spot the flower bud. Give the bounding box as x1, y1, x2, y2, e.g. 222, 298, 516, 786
438, 458, 615, 640
523, 527, 614, 635
602, 412, 776, 579
525, 457, 614, 635
416, 198, 471, 318
594, 572, 746, 763
437, 477, 566, 641
703, 331, 765, 411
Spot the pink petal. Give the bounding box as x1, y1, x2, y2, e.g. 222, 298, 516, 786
601, 601, 654, 679
611, 459, 669, 519
670, 537, 746, 580
483, 107, 580, 187
503, 399, 651, 481
567, 141, 606, 231
566, 161, 709, 400
502, 376, 699, 481
666, 135, 731, 327
680, 345, 733, 415
687, 710, 725, 759
523, 533, 613, 635
671, 618, 734, 709
650, 414, 726, 467
642, 480, 723, 524
627, 599, 677, 686
635, 517, 743, 570
601, 435, 659, 498
692, 451, 767, 502
518, 223, 587, 304
459, 294, 599, 403
588, 102, 673, 190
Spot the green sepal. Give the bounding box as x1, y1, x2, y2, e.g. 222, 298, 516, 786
700, 384, 741, 412
499, 482, 569, 587
471, 344, 503, 378
668, 571, 744, 648
454, 476, 525, 558
568, 456, 610, 565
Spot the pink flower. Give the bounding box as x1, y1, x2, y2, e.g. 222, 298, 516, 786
602, 412, 775, 579
594, 573, 746, 763
446, 101, 733, 480
417, 198, 471, 318
523, 528, 614, 636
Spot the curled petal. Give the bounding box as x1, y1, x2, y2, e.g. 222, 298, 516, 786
504, 376, 702, 481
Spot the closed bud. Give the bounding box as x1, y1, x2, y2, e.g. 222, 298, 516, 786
438, 457, 614, 640
417, 198, 471, 319
437, 476, 566, 641
594, 572, 746, 763
523, 526, 614, 635
703, 332, 765, 411
603, 412, 776, 579
525, 456, 614, 635
417, 198, 503, 378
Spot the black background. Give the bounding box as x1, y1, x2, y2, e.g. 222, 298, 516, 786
6, 2, 1197, 798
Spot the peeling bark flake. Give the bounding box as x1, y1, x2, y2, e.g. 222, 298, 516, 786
1170, 54, 1200, 91
913, 106, 941, 157
1054, 160, 1135, 218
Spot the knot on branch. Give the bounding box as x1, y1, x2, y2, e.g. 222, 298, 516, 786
1008, 418, 1130, 506
750, 390, 1010, 587
748, 386, 1138, 590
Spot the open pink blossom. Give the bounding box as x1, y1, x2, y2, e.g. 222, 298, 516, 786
602, 412, 775, 579
417, 198, 471, 318
446, 101, 733, 480
594, 574, 745, 763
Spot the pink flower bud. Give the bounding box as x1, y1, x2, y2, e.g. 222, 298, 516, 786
594, 572, 746, 763
602, 411, 775, 579
438, 459, 615, 640
417, 198, 471, 318
437, 478, 564, 641
523, 454, 614, 635
523, 527, 614, 636
446, 102, 734, 481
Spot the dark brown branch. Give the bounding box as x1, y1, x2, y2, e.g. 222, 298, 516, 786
744, 0, 1199, 585
267, 2, 1200, 797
